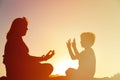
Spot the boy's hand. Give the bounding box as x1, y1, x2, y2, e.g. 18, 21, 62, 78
72, 38, 76, 48
66, 39, 71, 48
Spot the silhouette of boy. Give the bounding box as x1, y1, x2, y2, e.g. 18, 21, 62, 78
66, 32, 96, 80
3, 17, 55, 80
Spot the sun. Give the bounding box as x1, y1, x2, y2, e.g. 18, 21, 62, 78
52, 59, 78, 75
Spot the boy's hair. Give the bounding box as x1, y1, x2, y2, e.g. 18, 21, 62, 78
80, 32, 95, 47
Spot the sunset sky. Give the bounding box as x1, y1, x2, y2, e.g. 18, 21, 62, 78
0, 0, 120, 78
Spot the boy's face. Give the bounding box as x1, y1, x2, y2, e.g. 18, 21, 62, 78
81, 40, 86, 48
80, 38, 91, 48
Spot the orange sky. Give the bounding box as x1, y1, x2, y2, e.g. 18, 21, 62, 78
0, 0, 120, 78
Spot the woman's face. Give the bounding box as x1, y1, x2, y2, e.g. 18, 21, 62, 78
20, 24, 28, 36
16, 22, 28, 36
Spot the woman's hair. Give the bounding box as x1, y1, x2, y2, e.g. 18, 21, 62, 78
7, 17, 28, 39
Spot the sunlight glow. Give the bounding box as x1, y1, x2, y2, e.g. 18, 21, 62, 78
52, 60, 78, 75
0, 0, 120, 78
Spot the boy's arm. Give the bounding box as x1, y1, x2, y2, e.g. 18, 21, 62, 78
66, 39, 76, 60
72, 39, 79, 58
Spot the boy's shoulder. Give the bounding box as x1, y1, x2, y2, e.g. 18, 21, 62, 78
84, 48, 94, 53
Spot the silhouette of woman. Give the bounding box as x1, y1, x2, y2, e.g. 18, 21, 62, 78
66, 32, 96, 80
3, 17, 55, 80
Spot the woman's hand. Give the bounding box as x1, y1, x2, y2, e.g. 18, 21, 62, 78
43, 50, 55, 61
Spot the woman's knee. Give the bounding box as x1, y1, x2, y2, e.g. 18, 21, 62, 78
46, 63, 53, 72
40, 63, 53, 74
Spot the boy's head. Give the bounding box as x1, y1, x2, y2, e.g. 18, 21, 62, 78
80, 32, 95, 48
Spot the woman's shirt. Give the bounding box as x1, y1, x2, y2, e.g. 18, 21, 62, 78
3, 37, 29, 65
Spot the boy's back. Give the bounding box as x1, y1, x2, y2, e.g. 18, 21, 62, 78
78, 48, 96, 77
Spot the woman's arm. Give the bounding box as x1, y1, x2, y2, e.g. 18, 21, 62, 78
29, 50, 55, 62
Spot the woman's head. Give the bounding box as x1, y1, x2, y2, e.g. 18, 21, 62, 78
7, 17, 28, 39
80, 32, 95, 48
